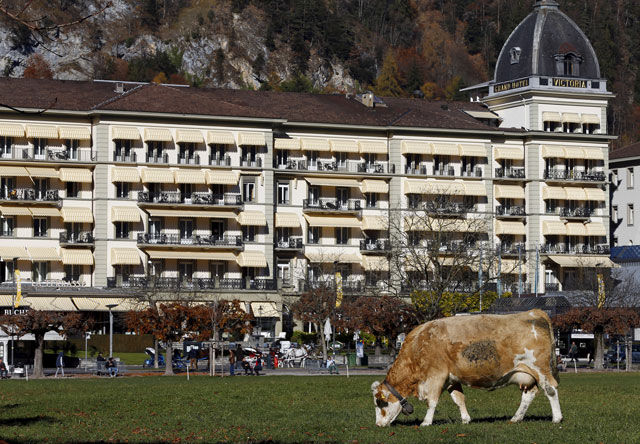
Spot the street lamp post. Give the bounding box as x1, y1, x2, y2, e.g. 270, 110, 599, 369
106, 304, 119, 357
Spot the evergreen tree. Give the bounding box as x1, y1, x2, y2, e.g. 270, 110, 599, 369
373, 50, 404, 97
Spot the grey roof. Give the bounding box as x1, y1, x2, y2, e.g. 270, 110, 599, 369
494, 1, 600, 83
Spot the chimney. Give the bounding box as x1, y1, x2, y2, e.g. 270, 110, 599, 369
115, 82, 124, 93
362, 92, 375, 108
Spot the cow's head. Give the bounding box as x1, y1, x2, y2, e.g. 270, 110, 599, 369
371, 381, 403, 427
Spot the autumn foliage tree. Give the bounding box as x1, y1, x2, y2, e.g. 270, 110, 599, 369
291, 285, 335, 361
22, 53, 53, 79
372, 50, 404, 97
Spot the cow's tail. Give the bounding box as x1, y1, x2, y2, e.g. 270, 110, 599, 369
546, 317, 559, 382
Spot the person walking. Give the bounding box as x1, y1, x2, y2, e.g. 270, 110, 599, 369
55, 351, 64, 378
234, 345, 243, 374
228, 350, 236, 376
189, 347, 198, 371
569, 342, 579, 363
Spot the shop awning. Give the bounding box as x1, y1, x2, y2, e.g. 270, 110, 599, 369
274, 138, 300, 150
0, 206, 32, 216
358, 140, 387, 154
251, 302, 279, 317
112, 126, 140, 140
29, 207, 61, 217
463, 182, 487, 196
26, 297, 77, 311
146, 250, 237, 261
360, 179, 388, 194
72, 298, 141, 312
237, 251, 267, 267
361, 256, 389, 271
60, 249, 94, 265
0, 246, 29, 260
26, 166, 58, 178
143, 127, 173, 142
542, 111, 562, 122
111, 206, 141, 222
305, 251, 362, 263
495, 184, 525, 200
204, 170, 238, 185
300, 138, 330, 152
565, 222, 586, 236
563, 147, 585, 159
140, 168, 175, 183
27, 247, 60, 261
401, 140, 431, 155
111, 167, 140, 183
26, 125, 58, 139
494, 146, 524, 160
174, 169, 206, 184
175, 129, 204, 144
61, 207, 94, 223
58, 126, 91, 140
111, 248, 142, 265
304, 214, 360, 228
0, 165, 29, 176
582, 147, 604, 160
431, 143, 460, 156
581, 114, 600, 125
562, 113, 581, 124
585, 222, 607, 237
275, 213, 300, 228
584, 188, 606, 201
542, 145, 566, 158
238, 132, 266, 146
361, 215, 387, 231
207, 131, 236, 145
494, 259, 523, 274
404, 180, 465, 195
495, 220, 526, 235
458, 144, 487, 157
542, 186, 566, 200
237, 211, 267, 226
0, 123, 24, 137
548, 255, 618, 268
563, 187, 587, 201
146, 208, 237, 218
59, 168, 92, 183
330, 139, 359, 153
543, 220, 567, 236
306, 177, 360, 188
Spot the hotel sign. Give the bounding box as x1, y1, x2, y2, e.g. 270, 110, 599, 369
494, 78, 529, 93
552, 78, 588, 88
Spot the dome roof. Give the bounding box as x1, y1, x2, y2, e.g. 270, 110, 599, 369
494, 1, 600, 83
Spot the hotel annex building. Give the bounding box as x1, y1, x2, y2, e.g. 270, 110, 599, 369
0, 0, 616, 342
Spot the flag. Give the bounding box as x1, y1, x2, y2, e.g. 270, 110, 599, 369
597, 274, 606, 308
335, 271, 343, 307
14, 269, 22, 308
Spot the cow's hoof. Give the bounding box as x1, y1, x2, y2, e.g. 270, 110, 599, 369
552, 416, 563, 424
420, 421, 432, 427
509, 417, 523, 423
461, 417, 471, 424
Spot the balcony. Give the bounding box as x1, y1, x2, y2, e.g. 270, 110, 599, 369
356, 162, 394, 174
558, 207, 593, 220
113, 152, 137, 163
401, 281, 478, 294
495, 167, 525, 179
420, 202, 471, 216
240, 158, 263, 168
178, 154, 200, 165
540, 243, 610, 255
496, 243, 527, 255
59, 231, 94, 246
137, 233, 243, 249
545, 282, 560, 292
302, 279, 365, 294
544, 169, 606, 182
433, 166, 456, 177
275, 237, 303, 250
137, 191, 242, 207
276, 159, 307, 171
360, 239, 391, 253
146, 152, 169, 164
209, 155, 232, 167
0, 188, 60, 203
496, 205, 526, 218
303, 198, 361, 214
3, 147, 94, 162
106, 276, 277, 291
0, 229, 13, 236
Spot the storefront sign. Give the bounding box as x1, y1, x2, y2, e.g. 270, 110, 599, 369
494, 78, 529, 93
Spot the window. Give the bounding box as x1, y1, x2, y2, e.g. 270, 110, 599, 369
179, 219, 194, 241
242, 146, 257, 164
613, 205, 618, 222
336, 187, 349, 207
34, 138, 47, 160
307, 150, 318, 168
277, 182, 290, 205
308, 186, 319, 204
115, 181, 130, 199
242, 225, 256, 242
115, 222, 130, 239
308, 226, 320, 244
64, 265, 81, 282
1, 177, 14, 198
627, 168, 634, 189
65, 222, 81, 241
33, 217, 47, 237
148, 218, 162, 237
210, 262, 226, 279
210, 220, 224, 240
1, 260, 15, 283
408, 194, 421, 209
611, 169, 618, 184
510, 47, 521, 64
32, 262, 48, 282
277, 261, 291, 286
554, 52, 582, 77
628, 204, 634, 226
179, 143, 195, 164
0, 136, 13, 158
147, 141, 164, 162
277, 227, 291, 244
67, 139, 79, 160
114, 139, 131, 162
178, 262, 194, 284
34, 178, 47, 200
365, 192, 378, 208
364, 153, 377, 166
210, 144, 226, 161
1, 216, 14, 236
66, 181, 79, 198
180, 183, 193, 201
276, 149, 288, 167
243, 180, 255, 202
336, 227, 349, 245
336, 152, 347, 168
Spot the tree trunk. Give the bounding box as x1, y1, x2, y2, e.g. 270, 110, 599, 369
626, 337, 632, 372
318, 322, 328, 362
375, 338, 382, 356
164, 339, 174, 376
154, 338, 159, 369
593, 327, 605, 370
33, 333, 45, 378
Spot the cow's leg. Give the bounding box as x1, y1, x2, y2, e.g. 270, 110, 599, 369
510, 385, 538, 423
419, 378, 445, 426
447, 383, 471, 424
541, 379, 563, 423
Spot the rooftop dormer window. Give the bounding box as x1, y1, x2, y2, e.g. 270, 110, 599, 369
510, 47, 521, 64
554, 52, 582, 77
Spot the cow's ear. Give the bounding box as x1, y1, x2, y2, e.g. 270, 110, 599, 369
371, 381, 381, 393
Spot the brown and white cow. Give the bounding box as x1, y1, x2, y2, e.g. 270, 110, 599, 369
372, 309, 562, 426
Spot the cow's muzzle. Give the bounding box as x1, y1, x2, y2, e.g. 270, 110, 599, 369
383, 380, 414, 415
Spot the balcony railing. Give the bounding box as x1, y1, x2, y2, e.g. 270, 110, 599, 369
0, 188, 59, 202
545, 282, 560, 292
0, 229, 13, 236
146, 152, 169, 164
558, 207, 593, 218
401, 281, 478, 294
433, 166, 456, 177
106, 276, 276, 291
303, 198, 361, 212
4, 147, 94, 162
209, 155, 232, 167
137, 191, 242, 206
113, 152, 137, 163
302, 279, 365, 294
178, 154, 200, 165
540, 243, 610, 255
496, 205, 526, 217
60, 231, 94, 245
360, 239, 391, 252
495, 243, 526, 255
544, 169, 606, 182
275, 237, 303, 249
495, 167, 525, 179
356, 162, 394, 174
137, 233, 243, 247
419, 202, 471, 215
240, 158, 263, 168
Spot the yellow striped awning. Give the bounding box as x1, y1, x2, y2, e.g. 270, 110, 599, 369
24, 297, 76, 311
548, 255, 618, 268
175, 129, 204, 144
581, 114, 600, 125
27, 247, 60, 261
58, 126, 91, 140
275, 213, 301, 228
146, 250, 237, 261
562, 113, 581, 123
143, 128, 173, 142
301, 138, 330, 152
362, 256, 389, 271
238, 132, 266, 146
566, 222, 586, 236
29, 207, 61, 217
112, 126, 140, 140
111, 206, 141, 223
237, 251, 267, 268
458, 144, 487, 157
563, 187, 587, 201
495, 184, 525, 200
60, 249, 94, 265
330, 139, 359, 153
305, 251, 362, 263
207, 131, 235, 145
584, 188, 606, 201
563, 147, 585, 159
237, 211, 267, 226
251, 302, 279, 317
361, 215, 387, 231
357, 140, 387, 154
542, 186, 566, 200
542, 112, 562, 122
463, 182, 487, 196
0, 123, 24, 137
140, 168, 175, 183
0, 206, 31, 216
495, 220, 526, 235
174, 169, 206, 184
304, 214, 361, 228
26, 167, 58, 178
542, 145, 566, 158
401, 140, 431, 155
361, 179, 388, 194
543, 220, 567, 236
582, 147, 604, 160
0, 246, 29, 260
111, 248, 141, 265
0, 166, 29, 176
306, 177, 360, 188
404, 180, 465, 195
72, 298, 142, 312
494, 146, 524, 160
585, 222, 607, 237
59, 168, 92, 183
111, 167, 140, 183
145, 208, 237, 218
274, 138, 300, 150
204, 170, 238, 185
26, 125, 58, 139
61, 207, 93, 223
431, 143, 460, 156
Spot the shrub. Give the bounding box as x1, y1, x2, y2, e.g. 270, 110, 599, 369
290, 331, 317, 345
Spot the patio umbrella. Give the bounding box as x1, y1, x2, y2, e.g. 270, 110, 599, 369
324, 318, 332, 342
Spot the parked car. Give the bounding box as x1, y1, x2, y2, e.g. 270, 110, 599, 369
43, 353, 80, 368
605, 344, 640, 364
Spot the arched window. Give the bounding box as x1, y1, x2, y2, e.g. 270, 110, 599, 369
554, 52, 582, 77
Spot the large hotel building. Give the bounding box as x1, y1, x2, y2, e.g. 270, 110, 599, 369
0, 1, 616, 344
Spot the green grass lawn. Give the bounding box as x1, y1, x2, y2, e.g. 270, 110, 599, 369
0, 373, 639, 443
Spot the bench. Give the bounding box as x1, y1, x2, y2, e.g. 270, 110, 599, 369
94, 360, 126, 376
